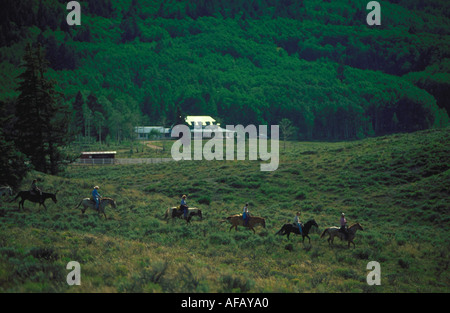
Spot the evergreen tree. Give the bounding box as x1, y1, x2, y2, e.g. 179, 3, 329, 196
14, 43, 72, 175
0, 100, 29, 189
119, 0, 141, 43
72, 91, 85, 137
279, 118, 296, 151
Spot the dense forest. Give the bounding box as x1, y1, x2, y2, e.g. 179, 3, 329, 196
1, 0, 449, 145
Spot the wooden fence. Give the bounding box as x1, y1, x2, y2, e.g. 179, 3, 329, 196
73, 158, 174, 165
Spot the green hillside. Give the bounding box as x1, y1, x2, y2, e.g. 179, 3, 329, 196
0, 129, 449, 292
1, 0, 449, 142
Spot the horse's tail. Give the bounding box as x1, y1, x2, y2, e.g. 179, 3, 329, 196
164, 207, 170, 219
320, 228, 329, 239
275, 225, 286, 235
73, 200, 83, 210
12, 192, 21, 202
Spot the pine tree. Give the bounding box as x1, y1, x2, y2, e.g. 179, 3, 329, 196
0, 100, 30, 189
14, 43, 72, 175
72, 91, 85, 137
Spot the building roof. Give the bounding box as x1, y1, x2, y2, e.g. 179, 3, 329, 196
81, 151, 117, 155
185, 116, 218, 126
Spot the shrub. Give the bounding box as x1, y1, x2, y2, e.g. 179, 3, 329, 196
29, 247, 58, 262
352, 248, 372, 260
295, 191, 307, 200
198, 196, 211, 205
398, 258, 410, 269
220, 273, 255, 292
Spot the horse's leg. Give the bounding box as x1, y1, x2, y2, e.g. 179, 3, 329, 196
250, 227, 255, 234
99, 206, 105, 219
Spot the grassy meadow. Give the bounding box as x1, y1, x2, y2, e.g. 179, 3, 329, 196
0, 128, 449, 292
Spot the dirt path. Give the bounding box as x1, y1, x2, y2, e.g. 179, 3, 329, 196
143, 141, 163, 150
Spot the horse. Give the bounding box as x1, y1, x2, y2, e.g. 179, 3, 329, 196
164, 206, 203, 223
13, 190, 57, 210
73, 197, 117, 219
320, 223, 364, 248
275, 219, 319, 244
225, 214, 266, 233
0, 186, 13, 197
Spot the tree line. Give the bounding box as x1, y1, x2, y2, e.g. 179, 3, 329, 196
0, 0, 449, 163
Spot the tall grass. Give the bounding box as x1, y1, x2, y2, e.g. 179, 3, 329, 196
0, 128, 449, 292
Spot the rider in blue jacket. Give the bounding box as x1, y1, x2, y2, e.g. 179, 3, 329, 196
243, 203, 250, 226
92, 186, 101, 210
180, 195, 188, 219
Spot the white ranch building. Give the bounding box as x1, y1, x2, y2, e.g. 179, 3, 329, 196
135, 116, 235, 139
185, 115, 235, 139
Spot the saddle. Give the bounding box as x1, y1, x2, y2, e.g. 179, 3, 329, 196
89, 197, 102, 203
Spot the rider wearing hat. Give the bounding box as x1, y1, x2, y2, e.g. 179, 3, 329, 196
339, 212, 348, 240
243, 203, 250, 226
30, 179, 42, 201
92, 186, 101, 211
180, 195, 188, 220
294, 211, 303, 235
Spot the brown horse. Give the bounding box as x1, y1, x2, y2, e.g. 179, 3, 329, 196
164, 206, 203, 223
225, 214, 266, 233
13, 190, 57, 210
320, 223, 364, 248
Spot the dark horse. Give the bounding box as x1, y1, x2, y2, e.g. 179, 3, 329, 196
275, 219, 319, 244
13, 191, 57, 210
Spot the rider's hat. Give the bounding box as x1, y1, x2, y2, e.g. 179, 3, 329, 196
182, 194, 187, 198
94, 186, 99, 189
341, 212, 345, 216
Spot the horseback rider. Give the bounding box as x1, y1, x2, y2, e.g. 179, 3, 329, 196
180, 195, 188, 220
243, 203, 250, 226
339, 212, 348, 240
30, 179, 42, 201
293, 211, 303, 235
92, 186, 101, 211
